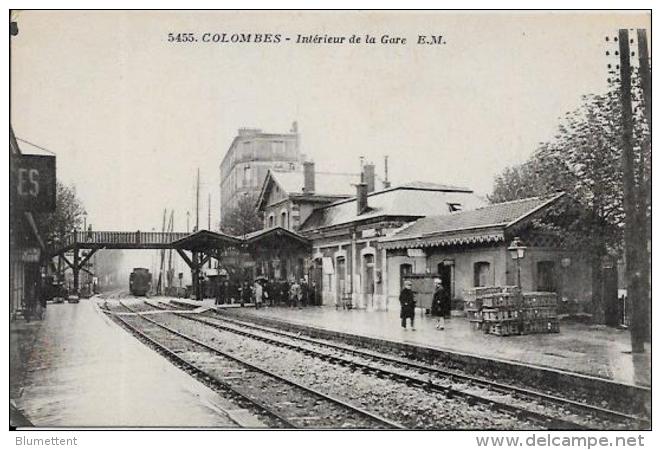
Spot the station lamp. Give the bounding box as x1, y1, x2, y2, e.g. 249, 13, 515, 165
508, 237, 527, 288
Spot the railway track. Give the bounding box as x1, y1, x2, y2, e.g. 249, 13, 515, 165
106, 301, 404, 429
153, 300, 648, 430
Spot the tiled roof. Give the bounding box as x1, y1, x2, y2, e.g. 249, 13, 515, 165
299, 186, 486, 232
380, 193, 565, 249
396, 181, 472, 192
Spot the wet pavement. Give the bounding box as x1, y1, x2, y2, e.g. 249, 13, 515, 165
170, 298, 651, 387
10, 298, 263, 427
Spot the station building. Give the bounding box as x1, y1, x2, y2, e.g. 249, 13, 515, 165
252, 160, 360, 283
9, 127, 48, 317
250, 162, 595, 315
296, 176, 486, 309
379, 193, 594, 314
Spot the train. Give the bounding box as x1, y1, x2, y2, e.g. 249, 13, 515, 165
129, 268, 152, 296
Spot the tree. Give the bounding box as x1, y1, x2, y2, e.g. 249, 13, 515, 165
219, 193, 263, 237
490, 79, 650, 324
34, 181, 87, 247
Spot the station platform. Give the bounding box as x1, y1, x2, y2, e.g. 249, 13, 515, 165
166, 298, 651, 388
10, 298, 264, 427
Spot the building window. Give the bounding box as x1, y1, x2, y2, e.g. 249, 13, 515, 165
243, 165, 252, 187
363, 254, 375, 295
268, 214, 275, 228
322, 257, 334, 292
280, 211, 288, 228
336, 257, 346, 296
537, 261, 557, 292
473, 262, 492, 287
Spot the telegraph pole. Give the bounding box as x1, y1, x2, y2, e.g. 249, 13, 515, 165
157, 209, 167, 294
208, 193, 212, 269
637, 29, 652, 128
636, 29, 651, 342
196, 169, 200, 232
617, 29, 644, 353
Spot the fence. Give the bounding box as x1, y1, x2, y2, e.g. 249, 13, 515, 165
56, 231, 190, 248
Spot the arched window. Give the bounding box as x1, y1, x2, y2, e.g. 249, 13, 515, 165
280, 211, 288, 228
268, 214, 275, 228
336, 256, 346, 296
363, 254, 375, 294
473, 262, 491, 287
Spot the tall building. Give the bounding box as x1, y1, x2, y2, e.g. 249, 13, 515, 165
220, 123, 303, 218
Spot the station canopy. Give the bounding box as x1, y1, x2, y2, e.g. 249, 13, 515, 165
171, 229, 243, 253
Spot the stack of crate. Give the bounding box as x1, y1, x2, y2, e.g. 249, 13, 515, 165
464, 286, 519, 332
464, 286, 502, 329
520, 292, 560, 334
479, 287, 523, 336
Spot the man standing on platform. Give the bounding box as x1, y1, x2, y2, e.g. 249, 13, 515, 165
431, 278, 450, 330
300, 278, 309, 307
289, 278, 302, 308
399, 280, 416, 330
254, 280, 264, 309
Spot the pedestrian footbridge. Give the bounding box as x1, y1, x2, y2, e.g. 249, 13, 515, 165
47, 228, 310, 299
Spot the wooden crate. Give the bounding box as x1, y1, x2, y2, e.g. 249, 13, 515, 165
465, 309, 482, 322
486, 321, 521, 336
521, 318, 560, 334
481, 292, 522, 308
469, 320, 483, 330
520, 306, 558, 320
464, 298, 483, 310
482, 308, 519, 321
522, 292, 558, 307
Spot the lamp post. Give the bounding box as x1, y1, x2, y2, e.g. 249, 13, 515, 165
508, 237, 527, 288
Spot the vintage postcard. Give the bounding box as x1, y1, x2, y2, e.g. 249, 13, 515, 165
8, 8, 652, 442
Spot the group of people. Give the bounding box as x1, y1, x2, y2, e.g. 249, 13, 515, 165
399, 278, 451, 330
214, 277, 318, 309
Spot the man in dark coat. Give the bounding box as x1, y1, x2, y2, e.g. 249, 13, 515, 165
431, 278, 451, 329
240, 281, 252, 307
399, 280, 416, 330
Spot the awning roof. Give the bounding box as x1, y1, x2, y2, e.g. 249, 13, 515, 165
244, 226, 310, 248
381, 193, 565, 250
171, 229, 242, 252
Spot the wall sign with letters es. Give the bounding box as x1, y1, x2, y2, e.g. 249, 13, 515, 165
11, 154, 56, 213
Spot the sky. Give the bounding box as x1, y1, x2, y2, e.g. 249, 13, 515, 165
11, 11, 650, 234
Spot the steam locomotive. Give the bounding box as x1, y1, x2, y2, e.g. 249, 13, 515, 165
129, 268, 152, 296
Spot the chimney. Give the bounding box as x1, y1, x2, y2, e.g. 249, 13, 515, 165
355, 171, 368, 215
383, 155, 391, 189
303, 161, 315, 194
364, 163, 376, 193
356, 182, 368, 215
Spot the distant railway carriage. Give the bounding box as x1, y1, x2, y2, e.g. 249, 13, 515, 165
129, 268, 152, 296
